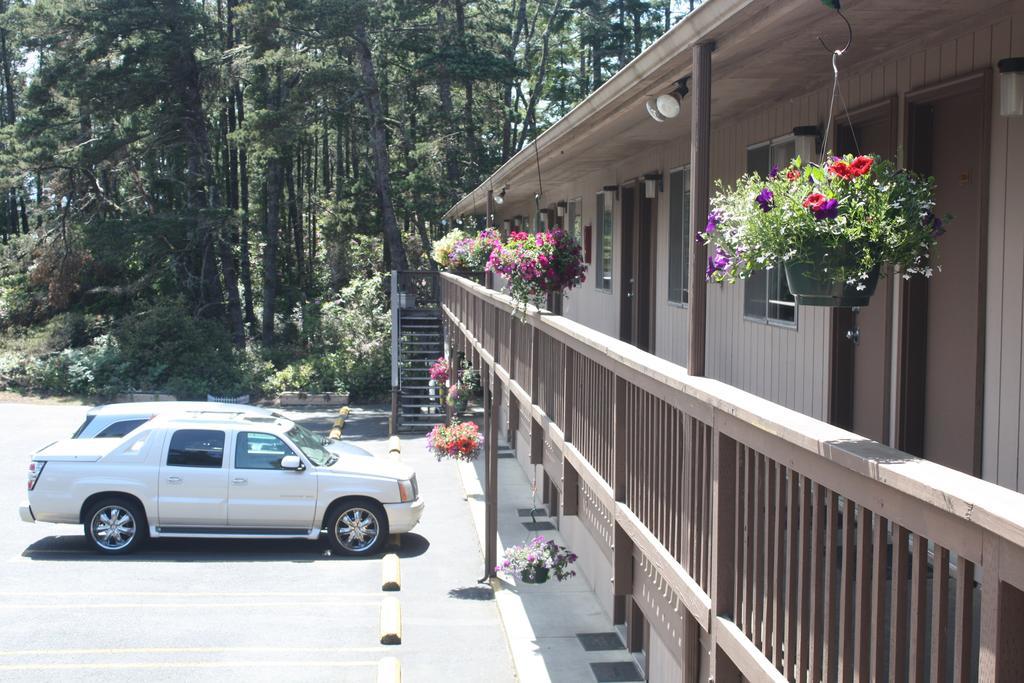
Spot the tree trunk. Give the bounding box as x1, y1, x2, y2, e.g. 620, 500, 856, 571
262, 157, 283, 346
353, 19, 408, 271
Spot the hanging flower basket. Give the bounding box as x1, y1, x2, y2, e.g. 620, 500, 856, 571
496, 536, 577, 585
700, 153, 946, 307
487, 229, 587, 313
446, 229, 502, 272
426, 420, 483, 462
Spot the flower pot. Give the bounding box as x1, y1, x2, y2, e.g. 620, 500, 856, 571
521, 566, 550, 584
784, 261, 880, 307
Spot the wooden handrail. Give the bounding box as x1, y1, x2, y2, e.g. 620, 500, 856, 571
441, 272, 1024, 549
441, 271, 1024, 682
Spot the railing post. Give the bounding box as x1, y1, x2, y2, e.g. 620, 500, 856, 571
484, 367, 501, 580
979, 534, 1024, 682
562, 348, 574, 442
390, 270, 400, 435
710, 427, 741, 683
613, 376, 627, 502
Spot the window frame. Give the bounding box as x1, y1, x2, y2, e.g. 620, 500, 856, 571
165, 429, 226, 469
667, 164, 691, 307
742, 137, 799, 329
567, 196, 583, 243
234, 431, 301, 471
595, 191, 614, 293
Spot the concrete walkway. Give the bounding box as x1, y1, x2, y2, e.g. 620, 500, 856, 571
458, 439, 642, 683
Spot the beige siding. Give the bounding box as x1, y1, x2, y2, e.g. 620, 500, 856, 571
984, 8, 1024, 491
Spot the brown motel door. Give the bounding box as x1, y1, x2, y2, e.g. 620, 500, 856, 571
898, 77, 987, 476
619, 182, 657, 352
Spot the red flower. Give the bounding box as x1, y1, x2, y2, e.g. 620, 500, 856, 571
802, 192, 827, 208
786, 168, 802, 181
850, 155, 874, 177
828, 161, 853, 179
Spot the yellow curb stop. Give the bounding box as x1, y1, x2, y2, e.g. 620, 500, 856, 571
381, 553, 401, 592
377, 656, 401, 683
328, 427, 342, 440
379, 596, 402, 645
339, 406, 350, 417
387, 435, 401, 458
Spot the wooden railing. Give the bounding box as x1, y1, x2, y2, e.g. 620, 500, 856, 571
440, 272, 1024, 683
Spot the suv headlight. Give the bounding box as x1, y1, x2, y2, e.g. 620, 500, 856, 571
398, 479, 416, 502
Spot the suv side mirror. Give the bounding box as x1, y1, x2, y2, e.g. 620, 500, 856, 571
280, 455, 303, 470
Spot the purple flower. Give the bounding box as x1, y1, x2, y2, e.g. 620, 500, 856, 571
755, 188, 774, 212
769, 164, 780, 179
705, 209, 722, 236
706, 246, 730, 279
811, 198, 839, 221
925, 212, 945, 237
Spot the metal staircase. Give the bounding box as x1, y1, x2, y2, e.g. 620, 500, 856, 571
390, 271, 446, 432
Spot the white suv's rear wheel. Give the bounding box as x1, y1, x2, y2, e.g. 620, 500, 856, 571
326, 501, 388, 555
84, 499, 146, 554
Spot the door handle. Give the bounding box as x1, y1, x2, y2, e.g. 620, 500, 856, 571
166, 476, 182, 484
232, 478, 248, 485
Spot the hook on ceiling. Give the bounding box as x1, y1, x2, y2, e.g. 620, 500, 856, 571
816, 6, 853, 57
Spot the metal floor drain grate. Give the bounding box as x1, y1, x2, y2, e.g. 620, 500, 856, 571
518, 507, 547, 517
576, 632, 625, 651
590, 661, 643, 682
521, 521, 556, 531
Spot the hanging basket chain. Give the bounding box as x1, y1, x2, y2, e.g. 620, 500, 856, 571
818, 8, 859, 165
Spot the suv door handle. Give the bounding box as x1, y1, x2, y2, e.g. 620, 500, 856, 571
232, 478, 247, 485
166, 476, 182, 484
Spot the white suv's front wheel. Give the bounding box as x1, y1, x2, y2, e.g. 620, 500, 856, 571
326, 501, 388, 555
84, 498, 147, 554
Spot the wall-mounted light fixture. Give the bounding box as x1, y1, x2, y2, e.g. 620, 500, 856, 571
493, 185, 508, 205
602, 185, 619, 203
792, 125, 821, 161
646, 77, 689, 123
999, 58, 1024, 117
643, 173, 663, 199
556, 201, 567, 217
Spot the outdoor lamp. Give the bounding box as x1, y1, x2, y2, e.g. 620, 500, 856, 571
643, 174, 662, 199
999, 58, 1024, 117
602, 185, 619, 203
793, 125, 820, 161
556, 201, 567, 217
494, 186, 508, 205
645, 77, 689, 122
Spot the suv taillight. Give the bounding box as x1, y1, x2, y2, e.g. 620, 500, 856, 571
27, 461, 45, 491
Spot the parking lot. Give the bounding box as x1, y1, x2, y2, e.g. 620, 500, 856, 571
0, 402, 514, 682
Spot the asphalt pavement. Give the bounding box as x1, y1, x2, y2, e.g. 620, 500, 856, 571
0, 402, 515, 682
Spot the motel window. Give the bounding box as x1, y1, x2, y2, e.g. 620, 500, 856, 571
668, 166, 690, 305
595, 192, 613, 291
567, 197, 583, 242
743, 138, 797, 326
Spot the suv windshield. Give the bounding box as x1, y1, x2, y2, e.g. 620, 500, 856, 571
287, 424, 335, 467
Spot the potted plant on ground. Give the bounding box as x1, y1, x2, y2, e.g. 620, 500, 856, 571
426, 420, 483, 462
700, 153, 946, 306
487, 229, 587, 312
496, 536, 577, 584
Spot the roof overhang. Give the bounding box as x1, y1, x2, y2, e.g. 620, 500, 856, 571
445, 0, 1010, 219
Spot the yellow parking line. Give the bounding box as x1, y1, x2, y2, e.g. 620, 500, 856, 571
0, 646, 386, 657
0, 660, 380, 671
0, 601, 379, 609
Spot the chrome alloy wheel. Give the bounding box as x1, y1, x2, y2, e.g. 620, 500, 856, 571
90, 505, 137, 550
334, 507, 379, 552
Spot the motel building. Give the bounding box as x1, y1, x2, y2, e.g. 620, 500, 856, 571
423, 0, 1024, 680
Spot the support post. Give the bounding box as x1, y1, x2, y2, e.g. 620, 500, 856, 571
483, 367, 501, 580
390, 270, 401, 434
687, 41, 714, 377
486, 190, 495, 290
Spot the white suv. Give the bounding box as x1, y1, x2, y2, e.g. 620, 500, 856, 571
20, 414, 423, 555
71, 401, 376, 459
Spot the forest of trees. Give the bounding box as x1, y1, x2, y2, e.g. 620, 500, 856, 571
0, 0, 700, 400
